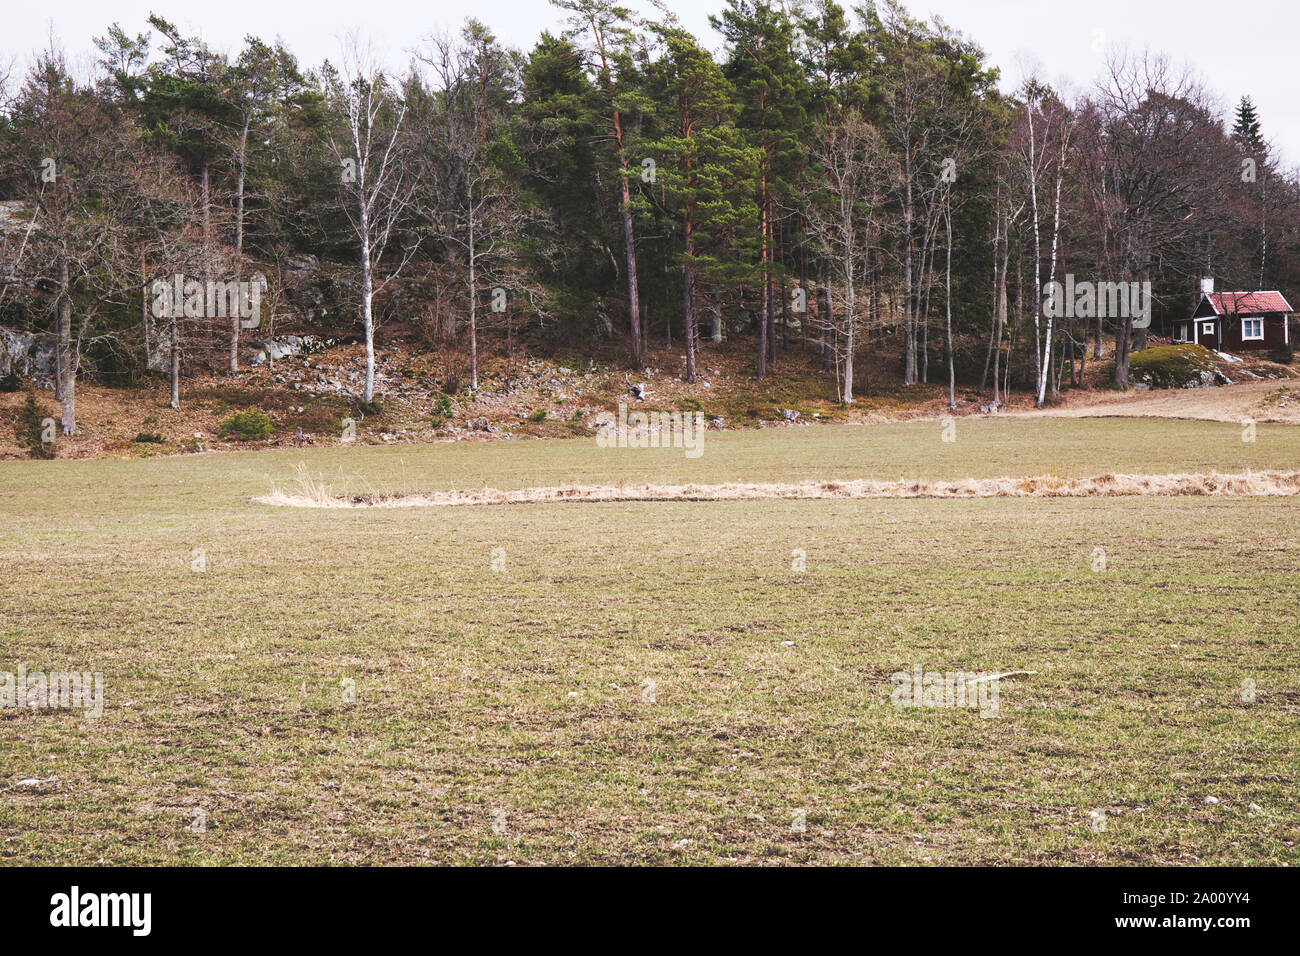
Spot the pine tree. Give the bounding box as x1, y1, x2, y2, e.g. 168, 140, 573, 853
645, 25, 760, 382
1232, 96, 1263, 154
553, 0, 650, 368
712, 0, 809, 377
519, 32, 609, 334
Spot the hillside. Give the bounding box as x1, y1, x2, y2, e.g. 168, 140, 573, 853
3, 330, 1295, 460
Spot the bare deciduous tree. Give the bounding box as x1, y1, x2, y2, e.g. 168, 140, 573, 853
805, 110, 888, 403
325, 36, 418, 404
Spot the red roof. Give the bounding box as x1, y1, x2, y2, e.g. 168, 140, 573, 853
1204, 291, 1292, 314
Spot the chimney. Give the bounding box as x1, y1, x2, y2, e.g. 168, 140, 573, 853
1200, 275, 1215, 296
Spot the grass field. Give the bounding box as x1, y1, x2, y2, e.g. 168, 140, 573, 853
1, 417, 1297, 864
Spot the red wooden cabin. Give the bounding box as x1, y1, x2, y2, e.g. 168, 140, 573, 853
1172, 288, 1292, 352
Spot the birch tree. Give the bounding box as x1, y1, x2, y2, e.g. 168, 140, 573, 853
325, 37, 418, 404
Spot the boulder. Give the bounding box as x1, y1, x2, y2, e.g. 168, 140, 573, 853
284, 254, 321, 275
0, 327, 57, 388
250, 335, 331, 366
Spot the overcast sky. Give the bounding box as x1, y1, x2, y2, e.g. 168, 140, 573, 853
5, 0, 1297, 166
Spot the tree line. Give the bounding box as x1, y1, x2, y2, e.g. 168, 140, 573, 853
1, 0, 1297, 434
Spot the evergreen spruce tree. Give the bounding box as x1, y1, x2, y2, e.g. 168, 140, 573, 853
1232, 95, 1263, 153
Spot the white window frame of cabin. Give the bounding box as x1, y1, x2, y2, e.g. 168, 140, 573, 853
1173, 322, 1189, 343
1201, 320, 1217, 340
1242, 317, 1265, 341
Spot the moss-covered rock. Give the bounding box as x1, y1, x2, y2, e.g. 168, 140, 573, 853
1128, 344, 1227, 389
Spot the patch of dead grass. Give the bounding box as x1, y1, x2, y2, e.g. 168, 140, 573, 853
258, 468, 1300, 508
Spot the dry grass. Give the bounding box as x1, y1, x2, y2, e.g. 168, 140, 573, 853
259, 468, 1300, 509
1022, 380, 1300, 424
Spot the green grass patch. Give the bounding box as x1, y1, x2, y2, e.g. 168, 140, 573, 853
0, 417, 1296, 864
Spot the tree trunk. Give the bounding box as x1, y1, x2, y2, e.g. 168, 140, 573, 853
978, 207, 1001, 397
683, 263, 696, 383
842, 248, 855, 404
361, 200, 376, 403
201, 161, 212, 369
710, 284, 722, 343
1038, 158, 1064, 407
799, 240, 808, 346
231, 116, 250, 373
777, 218, 787, 353
920, 228, 932, 384
1114, 316, 1132, 388
993, 217, 1009, 403
821, 260, 833, 372
468, 199, 478, 391
944, 197, 956, 409
612, 113, 642, 369
663, 254, 671, 349
142, 248, 153, 370
903, 169, 917, 385
57, 252, 75, 434
757, 183, 768, 377
169, 308, 181, 410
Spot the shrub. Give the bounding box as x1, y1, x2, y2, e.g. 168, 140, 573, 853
357, 400, 383, 417
678, 397, 703, 412
1267, 342, 1294, 365
295, 404, 341, 433
0, 371, 22, 392
218, 408, 274, 441
14, 392, 56, 459
431, 395, 453, 428
442, 371, 462, 395
133, 432, 164, 444
529, 408, 548, 422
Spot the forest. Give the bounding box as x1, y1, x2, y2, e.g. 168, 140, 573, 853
1, 0, 1297, 437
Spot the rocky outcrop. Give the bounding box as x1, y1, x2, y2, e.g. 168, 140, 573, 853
0, 327, 56, 388
250, 335, 336, 366
0, 201, 34, 235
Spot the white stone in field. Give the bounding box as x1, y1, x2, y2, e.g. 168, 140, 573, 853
1204, 796, 1219, 805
